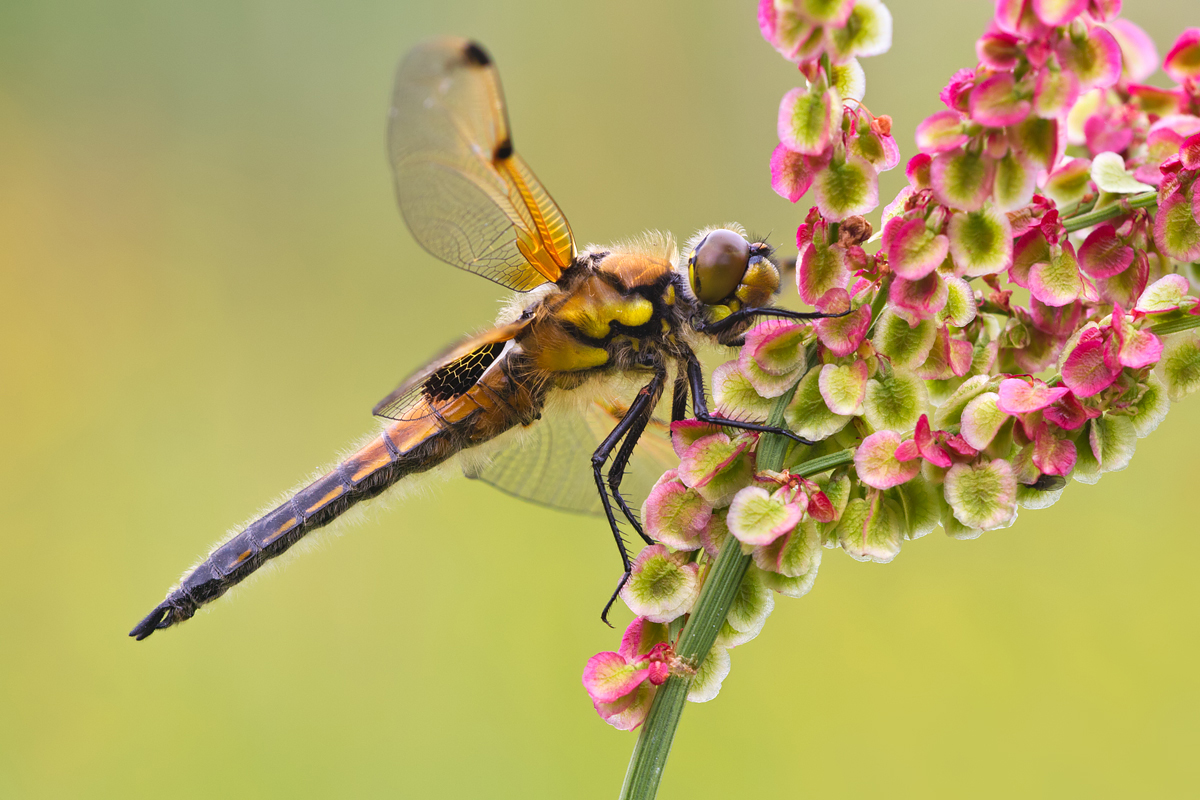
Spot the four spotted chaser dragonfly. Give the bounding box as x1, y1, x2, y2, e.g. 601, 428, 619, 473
130, 37, 842, 641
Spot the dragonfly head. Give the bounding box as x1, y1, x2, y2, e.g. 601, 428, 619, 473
683, 225, 780, 319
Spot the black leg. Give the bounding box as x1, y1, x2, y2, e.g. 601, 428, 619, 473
608, 394, 659, 548
591, 370, 666, 625
695, 306, 850, 338
671, 367, 689, 423
686, 352, 817, 445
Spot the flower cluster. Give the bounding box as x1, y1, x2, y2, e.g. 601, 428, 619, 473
763, 0, 900, 220
583, 3, 1200, 732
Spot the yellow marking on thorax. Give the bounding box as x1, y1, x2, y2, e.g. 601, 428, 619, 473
613, 297, 653, 329
535, 337, 610, 372
554, 276, 653, 339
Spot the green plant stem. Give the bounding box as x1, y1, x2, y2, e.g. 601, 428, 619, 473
1058, 195, 1098, 220
1149, 313, 1200, 336
619, 380, 854, 799
617, 528, 752, 800
867, 275, 892, 334
1062, 191, 1157, 233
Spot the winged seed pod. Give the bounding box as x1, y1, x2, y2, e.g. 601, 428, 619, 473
591, 7, 1200, 779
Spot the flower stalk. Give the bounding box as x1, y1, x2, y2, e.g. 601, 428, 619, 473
1061, 191, 1158, 233
619, 377, 853, 800
616, 536, 748, 800
1149, 313, 1200, 336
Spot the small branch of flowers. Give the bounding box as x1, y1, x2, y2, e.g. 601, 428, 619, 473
587, 2, 1200, 798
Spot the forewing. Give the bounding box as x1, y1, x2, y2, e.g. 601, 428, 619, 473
464, 394, 677, 516
373, 319, 529, 421
390, 37, 576, 292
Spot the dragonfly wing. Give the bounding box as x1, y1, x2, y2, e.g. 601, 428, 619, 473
390, 37, 576, 292
373, 318, 532, 421
464, 393, 677, 516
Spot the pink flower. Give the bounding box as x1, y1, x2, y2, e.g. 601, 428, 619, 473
1061, 327, 1121, 397
582, 0, 1200, 737
1056, 25, 1123, 90
771, 145, 831, 202
895, 415, 978, 468
797, 231, 851, 304
855, 430, 921, 489
642, 471, 713, 551
1032, 421, 1078, 475
778, 85, 841, 156
997, 377, 1070, 413
814, 288, 873, 356
1136, 274, 1197, 314
970, 73, 1032, 127
1078, 225, 1133, 279
939, 68, 977, 112
727, 485, 806, 546
583, 618, 674, 730
1034, 67, 1080, 119
1110, 305, 1163, 369
917, 110, 970, 152
883, 215, 951, 279
890, 271, 950, 319
1104, 18, 1160, 82
977, 30, 1023, 71
1043, 390, 1094, 430
1032, 0, 1088, 27
1164, 28, 1200, 85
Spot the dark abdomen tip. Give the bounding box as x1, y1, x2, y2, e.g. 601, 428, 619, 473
129, 602, 174, 641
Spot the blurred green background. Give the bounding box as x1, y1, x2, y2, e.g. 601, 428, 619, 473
2, 0, 1198, 797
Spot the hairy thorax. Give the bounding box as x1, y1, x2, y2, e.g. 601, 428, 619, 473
511, 246, 697, 394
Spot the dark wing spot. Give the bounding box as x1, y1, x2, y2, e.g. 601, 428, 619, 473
493, 138, 514, 161
464, 41, 492, 67
423, 341, 506, 402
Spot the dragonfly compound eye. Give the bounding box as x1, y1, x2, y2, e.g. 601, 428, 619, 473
688, 229, 751, 305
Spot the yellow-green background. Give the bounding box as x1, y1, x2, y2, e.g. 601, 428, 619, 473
2, 1, 1197, 797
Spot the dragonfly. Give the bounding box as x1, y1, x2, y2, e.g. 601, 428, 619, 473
129, 37, 844, 641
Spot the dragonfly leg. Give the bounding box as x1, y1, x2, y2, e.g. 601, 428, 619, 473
685, 352, 817, 446
693, 305, 851, 338
592, 369, 666, 626
608, 373, 667, 548
671, 367, 689, 423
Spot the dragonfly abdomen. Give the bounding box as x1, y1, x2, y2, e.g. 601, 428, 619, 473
130, 372, 530, 641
